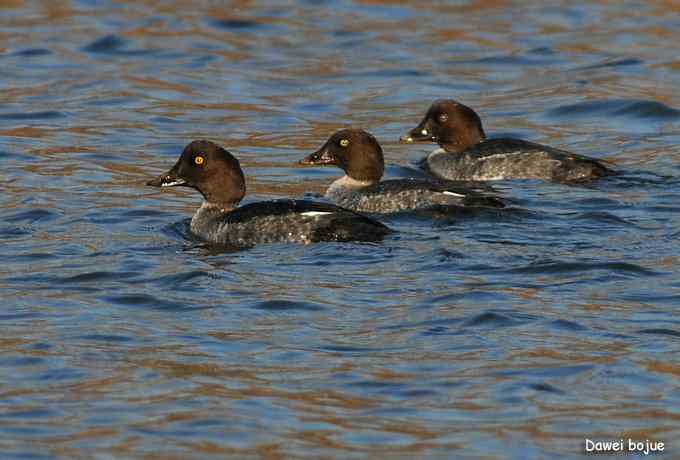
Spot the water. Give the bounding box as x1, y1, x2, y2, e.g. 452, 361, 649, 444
1, 1, 679, 459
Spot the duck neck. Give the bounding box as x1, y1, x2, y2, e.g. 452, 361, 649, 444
191, 200, 237, 232
441, 135, 485, 154
199, 200, 236, 213
327, 175, 375, 195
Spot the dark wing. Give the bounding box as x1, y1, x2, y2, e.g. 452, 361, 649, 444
466, 138, 548, 159
361, 179, 505, 208
289, 199, 392, 222
220, 200, 299, 223
467, 138, 616, 181
223, 199, 366, 220
288, 200, 393, 242
473, 138, 616, 166
359, 178, 492, 194
225, 200, 392, 242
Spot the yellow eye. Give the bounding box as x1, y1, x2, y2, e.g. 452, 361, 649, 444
339, 139, 349, 147
194, 155, 204, 165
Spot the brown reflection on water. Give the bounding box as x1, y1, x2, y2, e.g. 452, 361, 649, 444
0, 0, 679, 459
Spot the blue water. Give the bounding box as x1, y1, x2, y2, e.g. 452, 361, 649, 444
1, 1, 679, 459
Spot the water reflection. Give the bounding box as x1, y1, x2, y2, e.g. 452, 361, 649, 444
0, 0, 679, 459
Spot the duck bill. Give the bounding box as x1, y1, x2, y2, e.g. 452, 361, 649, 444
146, 165, 187, 187
400, 119, 436, 143
299, 145, 336, 166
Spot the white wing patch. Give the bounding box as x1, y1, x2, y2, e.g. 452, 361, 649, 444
301, 211, 334, 217
161, 179, 186, 187
428, 148, 447, 158
442, 191, 466, 197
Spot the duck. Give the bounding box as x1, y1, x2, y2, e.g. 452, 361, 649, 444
147, 140, 392, 246
300, 128, 505, 214
400, 99, 616, 182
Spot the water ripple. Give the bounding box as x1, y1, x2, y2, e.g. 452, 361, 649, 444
453, 53, 560, 67
144, 270, 213, 287
14, 48, 52, 57
79, 334, 134, 343
527, 382, 565, 394
548, 319, 587, 332
253, 300, 326, 312
1, 2, 679, 459
61, 271, 138, 283
547, 99, 680, 120
636, 328, 680, 338
82, 34, 158, 56
103, 294, 195, 311
462, 311, 520, 328
4, 209, 59, 224
580, 57, 644, 70
208, 18, 262, 30
506, 260, 658, 276
495, 364, 594, 378
0, 111, 65, 120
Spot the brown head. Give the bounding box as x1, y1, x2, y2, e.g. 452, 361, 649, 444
300, 128, 384, 182
147, 140, 246, 208
400, 99, 486, 153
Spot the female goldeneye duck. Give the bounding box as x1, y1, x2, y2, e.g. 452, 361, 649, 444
300, 128, 505, 214
400, 99, 616, 182
147, 140, 392, 246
